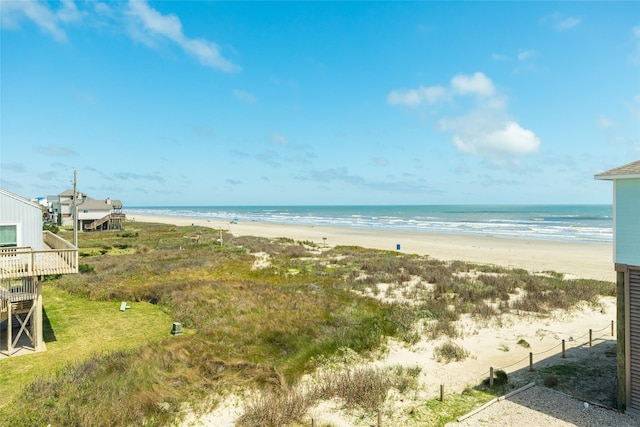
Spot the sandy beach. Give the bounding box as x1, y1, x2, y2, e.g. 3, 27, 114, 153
132, 214, 615, 282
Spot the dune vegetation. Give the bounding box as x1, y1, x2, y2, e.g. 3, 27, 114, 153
0, 221, 615, 426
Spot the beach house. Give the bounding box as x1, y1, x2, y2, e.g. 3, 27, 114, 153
595, 159, 640, 413
77, 196, 125, 231
50, 190, 125, 231
0, 188, 78, 357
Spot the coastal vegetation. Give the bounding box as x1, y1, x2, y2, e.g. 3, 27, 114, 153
0, 221, 615, 425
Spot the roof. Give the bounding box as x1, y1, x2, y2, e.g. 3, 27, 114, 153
594, 160, 640, 180
77, 197, 123, 210
59, 189, 87, 199
0, 188, 42, 210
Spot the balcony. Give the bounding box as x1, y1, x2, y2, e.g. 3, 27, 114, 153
0, 231, 78, 280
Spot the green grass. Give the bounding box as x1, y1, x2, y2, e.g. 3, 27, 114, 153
0, 286, 171, 407
411, 388, 496, 426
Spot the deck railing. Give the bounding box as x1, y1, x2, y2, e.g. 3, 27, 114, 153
0, 232, 78, 279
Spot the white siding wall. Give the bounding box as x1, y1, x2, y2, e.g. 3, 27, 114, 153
0, 191, 43, 250
615, 178, 640, 266
78, 209, 111, 220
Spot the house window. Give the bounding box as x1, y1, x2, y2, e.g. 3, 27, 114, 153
0, 224, 18, 248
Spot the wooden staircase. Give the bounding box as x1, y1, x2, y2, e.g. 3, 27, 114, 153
84, 213, 126, 231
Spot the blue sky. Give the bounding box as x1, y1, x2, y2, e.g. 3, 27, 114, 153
1, 1, 638, 206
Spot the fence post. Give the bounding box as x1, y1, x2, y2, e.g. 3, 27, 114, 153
312, 419, 316, 427
589, 329, 592, 347
489, 367, 494, 388
377, 408, 382, 427
562, 339, 565, 358
612, 320, 615, 337
440, 384, 444, 401
529, 352, 533, 371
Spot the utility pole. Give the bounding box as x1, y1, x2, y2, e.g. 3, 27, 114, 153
73, 168, 78, 247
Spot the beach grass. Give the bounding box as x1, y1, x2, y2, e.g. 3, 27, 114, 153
0, 221, 616, 425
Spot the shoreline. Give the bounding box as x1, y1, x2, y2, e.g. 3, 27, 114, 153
131, 214, 615, 282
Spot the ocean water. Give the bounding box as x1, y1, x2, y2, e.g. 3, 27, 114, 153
126, 205, 613, 244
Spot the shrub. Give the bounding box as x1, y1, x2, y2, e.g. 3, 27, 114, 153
483, 369, 508, 386
78, 263, 95, 274
43, 223, 60, 234
517, 338, 530, 348
314, 366, 391, 411
425, 319, 459, 339
434, 341, 469, 363
118, 232, 138, 238
238, 388, 310, 427
543, 375, 559, 388
471, 301, 499, 319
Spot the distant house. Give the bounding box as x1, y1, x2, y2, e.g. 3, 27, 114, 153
49, 189, 86, 227
595, 159, 640, 414
50, 190, 125, 231
77, 196, 125, 231
0, 188, 78, 357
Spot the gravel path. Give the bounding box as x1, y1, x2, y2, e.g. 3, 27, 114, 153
449, 385, 639, 427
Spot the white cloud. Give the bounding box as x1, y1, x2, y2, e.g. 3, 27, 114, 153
451, 72, 495, 96
541, 12, 581, 31
271, 133, 288, 146
517, 50, 537, 61
233, 89, 256, 104
1, 1, 239, 72
556, 17, 581, 30
387, 88, 422, 107
389, 72, 540, 165
387, 73, 496, 107
421, 86, 447, 103
630, 26, 640, 65
0, 0, 69, 42
483, 122, 540, 155
492, 53, 508, 61
127, 0, 239, 72
57, 0, 83, 24
597, 115, 617, 129
387, 85, 446, 107
446, 119, 540, 160
94, 2, 113, 16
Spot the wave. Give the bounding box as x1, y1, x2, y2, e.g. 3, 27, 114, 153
126, 205, 613, 244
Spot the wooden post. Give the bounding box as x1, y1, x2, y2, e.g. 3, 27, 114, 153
562, 339, 565, 358
35, 278, 43, 350
589, 329, 592, 347
529, 352, 533, 371
440, 384, 444, 401
312, 418, 316, 427
377, 408, 382, 426
489, 367, 494, 388
7, 298, 12, 354
612, 320, 614, 337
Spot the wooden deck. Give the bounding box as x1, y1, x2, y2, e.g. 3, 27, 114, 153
0, 231, 78, 280
0, 232, 76, 357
